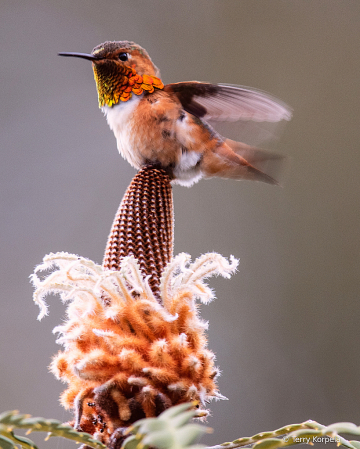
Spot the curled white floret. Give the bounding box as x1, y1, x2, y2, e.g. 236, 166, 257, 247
32, 251, 238, 324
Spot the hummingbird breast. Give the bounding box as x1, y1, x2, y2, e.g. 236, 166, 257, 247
103, 90, 213, 185
103, 93, 145, 168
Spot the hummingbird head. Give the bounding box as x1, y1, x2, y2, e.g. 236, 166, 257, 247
91, 41, 161, 78
59, 41, 163, 107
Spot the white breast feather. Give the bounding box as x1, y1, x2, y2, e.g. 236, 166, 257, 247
102, 95, 143, 168
173, 151, 203, 187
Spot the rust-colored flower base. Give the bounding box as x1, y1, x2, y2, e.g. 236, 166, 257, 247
103, 165, 173, 298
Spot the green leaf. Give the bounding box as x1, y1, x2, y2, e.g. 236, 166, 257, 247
273, 425, 304, 436
289, 429, 321, 439
0, 411, 20, 424
7, 433, 38, 449
231, 437, 252, 445
252, 433, 278, 442
326, 424, 360, 434
349, 442, 360, 449
175, 424, 208, 447
122, 435, 143, 449
159, 403, 194, 420
253, 438, 283, 449
0, 411, 105, 449
171, 411, 198, 429
0, 434, 16, 449
142, 429, 175, 449
137, 418, 170, 435
211, 420, 360, 449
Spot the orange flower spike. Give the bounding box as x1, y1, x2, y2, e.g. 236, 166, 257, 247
142, 366, 179, 385
181, 356, 202, 383
141, 313, 172, 340
74, 332, 99, 354
108, 373, 130, 391
186, 328, 207, 353
168, 335, 191, 363
169, 299, 194, 333
110, 390, 131, 421
51, 352, 69, 379
199, 351, 216, 377
132, 301, 171, 338
114, 314, 139, 335
148, 339, 177, 370
104, 335, 148, 355
75, 353, 119, 381
121, 305, 158, 341
139, 386, 158, 418
60, 384, 82, 410
119, 348, 147, 372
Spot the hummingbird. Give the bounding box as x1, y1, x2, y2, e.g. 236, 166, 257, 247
59, 41, 292, 186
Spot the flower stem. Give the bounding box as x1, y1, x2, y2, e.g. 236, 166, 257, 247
102, 165, 174, 298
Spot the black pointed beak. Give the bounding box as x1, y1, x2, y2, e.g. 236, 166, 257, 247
58, 52, 100, 62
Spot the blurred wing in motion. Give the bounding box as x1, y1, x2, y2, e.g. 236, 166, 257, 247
165, 82, 292, 146
165, 82, 292, 122
208, 119, 290, 147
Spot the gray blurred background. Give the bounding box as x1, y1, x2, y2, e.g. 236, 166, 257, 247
1, 1, 360, 448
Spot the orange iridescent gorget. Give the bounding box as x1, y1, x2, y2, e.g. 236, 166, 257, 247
93, 61, 164, 107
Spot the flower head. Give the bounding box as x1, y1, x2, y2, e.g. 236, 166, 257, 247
32, 251, 238, 446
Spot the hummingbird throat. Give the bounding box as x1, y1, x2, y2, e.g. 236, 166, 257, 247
92, 62, 164, 107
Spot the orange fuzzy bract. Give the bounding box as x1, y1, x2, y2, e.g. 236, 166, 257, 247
32, 252, 238, 446
52, 294, 216, 407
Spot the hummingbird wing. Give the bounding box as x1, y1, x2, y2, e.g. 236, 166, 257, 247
164, 82, 292, 122
165, 82, 292, 146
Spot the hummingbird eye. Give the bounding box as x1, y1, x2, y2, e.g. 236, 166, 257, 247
118, 52, 128, 62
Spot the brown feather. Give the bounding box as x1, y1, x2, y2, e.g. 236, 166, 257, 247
225, 139, 287, 185
202, 142, 280, 185
165, 82, 292, 122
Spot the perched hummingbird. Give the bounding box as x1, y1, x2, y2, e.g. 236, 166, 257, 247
59, 41, 291, 186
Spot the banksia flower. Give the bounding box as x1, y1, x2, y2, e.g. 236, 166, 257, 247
32, 252, 237, 446
31, 166, 238, 448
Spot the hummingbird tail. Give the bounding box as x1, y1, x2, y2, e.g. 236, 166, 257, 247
225, 139, 287, 185
202, 141, 286, 185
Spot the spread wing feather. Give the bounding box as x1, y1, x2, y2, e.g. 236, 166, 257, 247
165, 82, 292, 123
